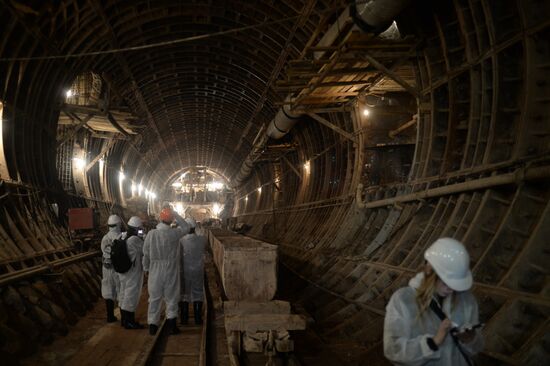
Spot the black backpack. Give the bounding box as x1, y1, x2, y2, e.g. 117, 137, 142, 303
111, 236, 133, 273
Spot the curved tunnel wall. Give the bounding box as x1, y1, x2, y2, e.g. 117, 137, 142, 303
234, 1, 550, 365
0, 0, 548, 364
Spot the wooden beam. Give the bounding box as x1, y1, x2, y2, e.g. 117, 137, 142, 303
361, 52, 422, 99
56, 113, 94, 148
85, 138, 116, 172
389, 115, 418, 138
307, 112, 357, 143
224, 314, 307, 332
281, 156, 302, 180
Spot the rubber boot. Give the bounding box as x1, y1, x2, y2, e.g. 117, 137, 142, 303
193, 302, 203, 325
125, 311, 145, 329
105, 299, 117, 323
179, 301, 189, 325
120, 309, 127, 327
149, 324, 159, 335
167, 318, 180, 335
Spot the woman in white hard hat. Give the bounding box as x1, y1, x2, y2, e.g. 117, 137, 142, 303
383, 238, 483, 365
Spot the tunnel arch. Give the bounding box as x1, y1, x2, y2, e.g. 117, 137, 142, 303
0, 1, 549, 365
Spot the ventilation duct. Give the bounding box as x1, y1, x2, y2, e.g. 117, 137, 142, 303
231, 0, 412, 188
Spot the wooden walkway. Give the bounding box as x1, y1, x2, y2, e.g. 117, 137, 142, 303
66, 289, 206, 366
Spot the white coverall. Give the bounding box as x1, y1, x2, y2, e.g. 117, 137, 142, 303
101, 227, 121, 301
180, 233, 207, 302
118, 234, 144, 312
143, 216, 189, 325
384, 272, 483, 366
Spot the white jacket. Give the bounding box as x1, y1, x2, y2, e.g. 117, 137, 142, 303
384, 272, 483, 365
180, 233, 207, 302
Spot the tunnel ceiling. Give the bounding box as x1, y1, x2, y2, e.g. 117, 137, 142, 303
1, 0, 348, 185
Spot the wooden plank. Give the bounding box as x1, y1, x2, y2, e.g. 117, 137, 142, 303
225, 314, 307, 332
224, 300, 291, 316
67, 291, 153, 366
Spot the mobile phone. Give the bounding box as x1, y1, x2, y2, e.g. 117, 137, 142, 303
138, 229, 144, 235
458, 323, 484, 333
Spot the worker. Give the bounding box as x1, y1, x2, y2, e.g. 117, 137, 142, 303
101, 214, 123, 323
118, 216, 145, 330
383, 238, 483, 365
143, 207, 190, 335
179, 218, 207, 325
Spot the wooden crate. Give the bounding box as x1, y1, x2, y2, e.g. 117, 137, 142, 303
209, 229, 278, 301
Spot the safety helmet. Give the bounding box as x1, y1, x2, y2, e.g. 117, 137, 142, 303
424, 238, 473, 292
185, 217, 196, 229
107, 215, 122, 226
127, 216, 143, 228
159, 208, 174, 223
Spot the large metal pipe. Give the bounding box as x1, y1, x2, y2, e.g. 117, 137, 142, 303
357, 165, 550, 209
232, 0, 412, 187
0, 250, 101, 287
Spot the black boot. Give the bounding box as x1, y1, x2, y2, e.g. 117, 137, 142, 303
120, 309, 127, 327
180, 301, 189, 325
193, 302, 203, 325
125, 311, 145, 329
149, 324, 159, 335
167, 317, 180, 335
105, 299, 117, 323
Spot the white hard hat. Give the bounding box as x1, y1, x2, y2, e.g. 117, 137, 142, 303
107, 215, 122, 226
127, 216, 143, 228
424, 237, 473, 291
185, 217, 196, 229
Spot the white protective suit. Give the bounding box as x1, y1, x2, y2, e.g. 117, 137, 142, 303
142, 215, 189, 325
180, 232, 207, 302
118, 233, 144, 312
101, 227, 122, 301
384, 272, 483, 366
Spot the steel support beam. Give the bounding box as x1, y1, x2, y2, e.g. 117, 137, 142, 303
85, 138, 116, 172
359, 165, 550, 209
308, 112, 357, 143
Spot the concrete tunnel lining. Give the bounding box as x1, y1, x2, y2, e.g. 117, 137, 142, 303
0, 0, 549, 365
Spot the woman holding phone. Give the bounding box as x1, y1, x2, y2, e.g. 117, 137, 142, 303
383, 238, 484, 365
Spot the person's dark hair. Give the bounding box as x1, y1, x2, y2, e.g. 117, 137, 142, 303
189, 227, 195, 234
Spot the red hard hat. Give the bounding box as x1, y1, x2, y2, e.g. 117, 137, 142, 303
159, 208, 174, 223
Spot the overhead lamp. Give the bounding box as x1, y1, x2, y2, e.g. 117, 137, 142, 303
131, 183, 136, 195
151, 192, 156, 200
257, 187, 262, 194
245, 196, 248, 202
73, 157, 85, 170
66, 89, 73, 98
304, 160, 310, 172
172, 182, 182, 188
138, 183, 143, 196
119, 171, 125, 182
363, 108, 370, 117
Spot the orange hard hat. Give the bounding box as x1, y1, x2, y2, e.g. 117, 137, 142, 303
159, 208, 174, 223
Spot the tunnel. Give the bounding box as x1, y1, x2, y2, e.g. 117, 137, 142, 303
0, 0, 549, 365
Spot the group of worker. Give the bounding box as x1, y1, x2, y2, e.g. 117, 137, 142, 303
101, 205, 483, 364
100, 206, 207, 336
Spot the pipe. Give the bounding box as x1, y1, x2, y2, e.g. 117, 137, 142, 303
0, 250, 101, 287
361, 165, 550, 209
265, 96, 302, 139
352, 0, 412, 34
232, 0, 412, 187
